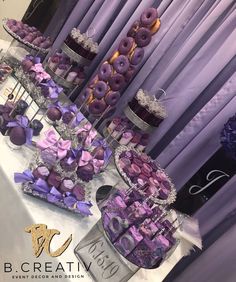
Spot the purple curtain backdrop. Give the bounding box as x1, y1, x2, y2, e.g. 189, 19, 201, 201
157, 72, 236, 168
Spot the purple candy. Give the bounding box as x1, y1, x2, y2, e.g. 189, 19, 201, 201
114, 226, 143, 257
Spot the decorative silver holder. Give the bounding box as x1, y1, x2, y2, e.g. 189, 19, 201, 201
114, 146, 177, 205
61, 43, 91, 66
124, 106, 154, 132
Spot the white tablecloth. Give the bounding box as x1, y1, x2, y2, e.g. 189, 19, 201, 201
0, 72, 186, 282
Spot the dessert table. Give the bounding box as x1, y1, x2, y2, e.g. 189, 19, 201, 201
0, 75, 188, 282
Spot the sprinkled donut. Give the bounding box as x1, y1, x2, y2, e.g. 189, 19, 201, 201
108, 73, 125, 91
94, 80, 108, 99
88, 99, 107, 115
129, 48, 144, 65
98, 62, 113, 81
118, 37, 135, 55
140, 7, 158, 27
104, 91, 121, 106
135, 27, 151, 47
113, 55, 130, 74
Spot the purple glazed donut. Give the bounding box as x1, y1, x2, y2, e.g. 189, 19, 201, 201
124, 65, 136, 82
135, 27, 151, 47
113, 55, 130, 74
98, 62, 113, 81
108, 73, 125, 91
89, 75, 99, 88
118, 37, 135, 55
78, 87, 92, 104
130, 48, 144, 65
127, 20, 140, 38
104, 91, 121, 106
88, 99, 107, 115
140, 8, 158, 27
94, 80, 108, 99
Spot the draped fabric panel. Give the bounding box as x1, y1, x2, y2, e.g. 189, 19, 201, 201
165, 96, 236, 191
157, 70, 236, 168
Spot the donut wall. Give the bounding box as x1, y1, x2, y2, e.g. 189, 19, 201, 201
78, 7, 161, 117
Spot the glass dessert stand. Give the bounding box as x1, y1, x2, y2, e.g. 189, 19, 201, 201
74, 186, 180, 282
114, 146, 177, 206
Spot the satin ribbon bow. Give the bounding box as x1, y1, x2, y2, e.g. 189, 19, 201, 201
7, 115, 33, 145
47, 187, 63, 203
37, 129, 71, 160
92, 138, 112, 165
30, 63, 51, 82
32, 178, 50, 194
39, 79, 62, 100
24, 55, 34, 62
64, 194, 92, 216
47, 101, 63, 112
67, 147, 82, 164
77, 123, 97, 147
47, 79, 63, 99
68, 104, 78, 113
14, 169, 35, 183
92, 159, 104, 174
78, 150, 92, 167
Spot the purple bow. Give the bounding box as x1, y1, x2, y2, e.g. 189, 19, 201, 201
14, 169, 35, 183
7, 115, 33, 145
92, 138, 112, 166
77, 123, 97, 147
67, 147, 82, 164
68, 104, 78, 113
30, 63, 51, 82
32, 178, 50, 194
47, 101, 63, 112
40, 79, 63, 100
47, 187, 63, 203
63, 104, 85, 127
64, 193, 92, 216
25, 55, 34, 61
37, 129, 71, 160
78, 150, 92, 167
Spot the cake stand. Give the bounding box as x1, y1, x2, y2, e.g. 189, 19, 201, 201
124, 105, 154, 132
114, 146, 177, 205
